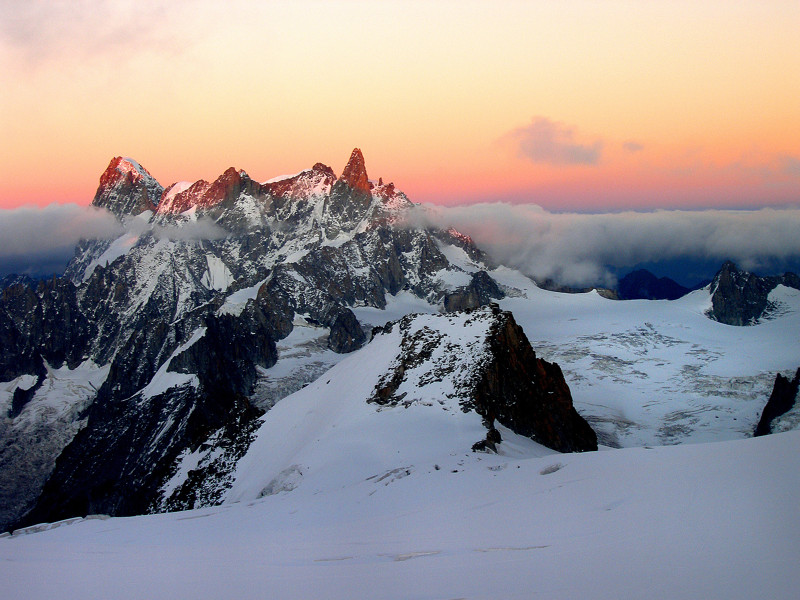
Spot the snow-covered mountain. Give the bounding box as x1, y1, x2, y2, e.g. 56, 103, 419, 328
2, 148, 799, 540
0, 149, 518, 529
2, 148, 800, 599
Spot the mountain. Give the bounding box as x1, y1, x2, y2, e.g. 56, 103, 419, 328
0, 149, 540, 530
617, 269, 690, 300
0, 274, 38, 291
707, 260, 800, 325
93, 157, 164, 217
150, 306, 595, 513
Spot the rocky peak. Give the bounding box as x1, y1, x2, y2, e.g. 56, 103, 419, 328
93, 157, 164, 217
263, 162, 337, 201
205, 167, 245, 205
709, 261, 781, 326
340, 148, 372, 194
158, 167, 257, 214
369, 307, 597, 453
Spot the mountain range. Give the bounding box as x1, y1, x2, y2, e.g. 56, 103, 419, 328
1, 150, 799, 596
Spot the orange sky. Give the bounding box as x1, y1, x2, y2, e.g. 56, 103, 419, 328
1, 0, 798, 211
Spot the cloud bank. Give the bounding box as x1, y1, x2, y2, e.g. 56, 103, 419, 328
0, 204, 229, 277
0, 204, 122, 277
502, 117, 604, 165
410, 204, 800, 287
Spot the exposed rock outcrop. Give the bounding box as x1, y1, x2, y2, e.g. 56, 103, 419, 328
326, 307, 366, 353
754, 368, 800, 436
443, 271, 504, 312
370, 306, 597, 453
708, 261, 800, 326
339, 147, 371, 194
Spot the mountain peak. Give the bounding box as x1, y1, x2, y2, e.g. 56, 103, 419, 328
93, 157, 163, 217
340, 148, 371, 194
157, 167, 255, 214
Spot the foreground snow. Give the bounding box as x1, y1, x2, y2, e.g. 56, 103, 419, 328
3, 431, 798, 600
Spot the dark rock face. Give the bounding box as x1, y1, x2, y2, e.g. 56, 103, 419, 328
754, 368, 800, 436
326, 307, 366, 353
0, 279, 93, 381
617, 269, 690, 300
444, 271, 504, 312
709, 261, 800, 326
709, 262, 776, 326
370, 307, 597, 453
17, 306, 275, 528
470, 309, 597, 453
0, 274, 38, 291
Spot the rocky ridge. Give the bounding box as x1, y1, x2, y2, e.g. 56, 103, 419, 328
371, 306, 597, 453
708, 261, 800, 326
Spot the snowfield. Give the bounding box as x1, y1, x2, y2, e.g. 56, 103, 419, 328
491, 267, 800, 447
2, 430, 798, 600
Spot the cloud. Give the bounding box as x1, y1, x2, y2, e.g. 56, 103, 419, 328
0, 204, 122, 277
0, 1, 198, 66
0, 203, 231, 278
152, 218, 228, 241
408, 204, 800, 287
502, 117, 603, 165
623, 141, 644, 153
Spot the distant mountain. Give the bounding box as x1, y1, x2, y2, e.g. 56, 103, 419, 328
707, 261, 800, 325
0, 275, 37, 291
617, 269, 690, 300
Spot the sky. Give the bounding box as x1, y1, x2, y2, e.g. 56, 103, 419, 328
1, 0, 798, 211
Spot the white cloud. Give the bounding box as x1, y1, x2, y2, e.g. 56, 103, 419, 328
409, 204, 800, 287
0, 204, 229, 277
501, 117, 603, 166
0, 204, 122, 276
152, 218, 228, 241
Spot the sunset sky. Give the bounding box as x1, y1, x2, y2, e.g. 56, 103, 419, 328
1, 0, 798, 211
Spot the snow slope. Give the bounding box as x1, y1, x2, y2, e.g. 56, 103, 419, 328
2, 430, 798, 600
226, 308, 554, 503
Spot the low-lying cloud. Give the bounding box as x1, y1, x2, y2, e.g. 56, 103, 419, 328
0, 204, 228, 277
0, 204, 122, 277
410, 204, 800, 287
502, 117, 604, 166
152, 218, 228, 242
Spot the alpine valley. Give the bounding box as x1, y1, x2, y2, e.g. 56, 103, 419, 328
1, 150, 799, 600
